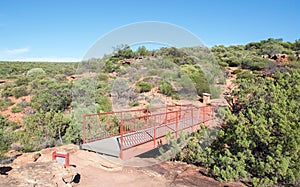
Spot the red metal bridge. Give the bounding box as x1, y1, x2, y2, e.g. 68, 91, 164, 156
81, 104, 215, 159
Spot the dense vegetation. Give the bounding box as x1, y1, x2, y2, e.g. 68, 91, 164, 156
175, 39, 300, 186
0, 46, 217, 154
0, 114, 17, 158
0, 38, 299, 186
212, 38, 300, 69
0, 62, 78, 152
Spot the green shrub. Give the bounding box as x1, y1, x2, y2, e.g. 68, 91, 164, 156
54, 74, 66, 81
218, 61, 229, 67
149, 69, 161, 76
64, 119, 81, 144
227, 57, 241, 67
1, 83, 15, 97
95, 96, 112, 113
159, 80, 174, 96
0, 98, 14, 110
0, 115, 16, 158
178, 68, 300, 186
136, 81, 152, 93
129, 101, 139, 107
1, 89, 13, 97
171, 93, 180, 100
232, 69, 242, 74
210, 85, 221, 99
97, 73, 109, 82
30, 81, 71, 112
237, 70, 254, 79
288, 55, 297, 61
26, 68, 46, 79
180, 64, 210, 96
12, 86, 28, 98
241, 57, 269, 70
288, 61, 300, 69
15, 77, 29, 86
113, 45, 134, 59
158, 80, 180, 99
22, 111, 70, 151
252, 70, 262, 75
104, 61, 120, 73
11, 106, 22, 113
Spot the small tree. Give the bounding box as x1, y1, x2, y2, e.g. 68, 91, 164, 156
26, 68, 46, 79
136, 46, 149, 57
136, 81, 152, 93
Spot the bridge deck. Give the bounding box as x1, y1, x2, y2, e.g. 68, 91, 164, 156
81, 117, 205, 158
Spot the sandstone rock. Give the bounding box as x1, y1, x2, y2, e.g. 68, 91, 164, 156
13, 153, 38, 165
62, 173, 75, 183
0, 160, 80, 187
0, 156, 18, 165
1, 144, 246, 186
32, 153, 41, 162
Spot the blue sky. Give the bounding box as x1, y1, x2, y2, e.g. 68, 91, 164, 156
0, 0, 299, 62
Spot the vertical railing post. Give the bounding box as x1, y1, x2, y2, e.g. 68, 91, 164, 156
212, 106, 215, 120
165, 105, 168, 124
205, 106, 208, 121
119, 112, 124, 159
83, 115, 86, 144
65, 153, 70, 167
52, 151, 56, 161
154, 115, 156, 147
176, 111, 179, 138
146, 110, 149, 128
191, 105, 194, 132
202, 106, 205, 123
204, 106, 208, 126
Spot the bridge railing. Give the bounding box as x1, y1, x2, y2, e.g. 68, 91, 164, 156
82, 104, 215, 145
119, 105, 215, 151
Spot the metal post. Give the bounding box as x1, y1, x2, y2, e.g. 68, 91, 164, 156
154, 115, 156, 147
119, 121, 124, 159
52, 151, 56, 161
119, 112, 124, 159
176, 111, 179, 138
65, 153, 70, 167
191, 106, 194, 132
165, 106, 168, 124
202, 106, 205, 123
83, 115, 86, 144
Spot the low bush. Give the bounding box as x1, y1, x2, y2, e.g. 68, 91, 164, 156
136, 81, 152, 93
232, 69, 242, 74
12, 86, 28, 98
11, 106, 22, 113
159, 80, 179, 99
26, 68, 46, 79
237, 70, 254, 79
15, 77, 29, 86
0, 98, 14, 110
